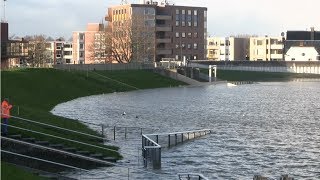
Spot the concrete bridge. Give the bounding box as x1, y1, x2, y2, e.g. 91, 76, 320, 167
189, 60, 320, 74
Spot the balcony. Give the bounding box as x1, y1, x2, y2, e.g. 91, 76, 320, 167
105, 15, 111, 22
156, 25, 171, 32
156, 49, 172, 55
156, 38, 171, 43
270, 44, 283, 49
156, 15, 171, 20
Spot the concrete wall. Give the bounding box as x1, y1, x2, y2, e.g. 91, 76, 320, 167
53, 62, 154, 71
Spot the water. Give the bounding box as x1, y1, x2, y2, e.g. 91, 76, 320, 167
51, 81, 320, 179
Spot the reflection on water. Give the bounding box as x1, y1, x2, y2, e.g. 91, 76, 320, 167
52, 81, 320, 179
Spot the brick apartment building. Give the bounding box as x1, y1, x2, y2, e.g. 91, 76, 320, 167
105, 1, 207, 62
1, 22, 29, 69
73, 23, 105, 64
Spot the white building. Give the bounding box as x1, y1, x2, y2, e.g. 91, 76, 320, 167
46, 41, 74, 64
250, 36, 283, 61
207, 37, 249, 61
285, 47, 320, 61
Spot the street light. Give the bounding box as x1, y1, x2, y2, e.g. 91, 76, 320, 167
281, 32, 285, 61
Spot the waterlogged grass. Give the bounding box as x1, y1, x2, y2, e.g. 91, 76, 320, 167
1, 68, 186, 178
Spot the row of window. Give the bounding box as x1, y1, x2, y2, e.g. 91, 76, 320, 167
175, 43, 198, 49
176, 32, 198, 38
176, 9, 198, 16
176, 20, 198, 27
175, 55, 198, 60
208, 40, 231, 46
254, 39, 282, 45
113, 9, 127, 15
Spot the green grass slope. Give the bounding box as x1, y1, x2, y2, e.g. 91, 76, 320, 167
1, 68, 186, 178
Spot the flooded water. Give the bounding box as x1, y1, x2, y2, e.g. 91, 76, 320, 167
51, 80, 320, 179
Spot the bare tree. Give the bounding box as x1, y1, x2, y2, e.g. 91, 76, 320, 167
102, 15, 155, 63
26, 35, 52, 67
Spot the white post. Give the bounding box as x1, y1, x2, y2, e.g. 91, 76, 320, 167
208, 65, 212, 82
214, 65, 217, 78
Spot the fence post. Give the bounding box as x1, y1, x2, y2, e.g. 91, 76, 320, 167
125, 127, 127, 139
101, 124, 105, 137
113, 126, 116, 140
175, 134, 177, 145
17, 106, 20, 115
181, 133, 184, 143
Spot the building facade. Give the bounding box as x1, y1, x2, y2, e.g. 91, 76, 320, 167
284, 28, 320, 61
249, 36, 283, 61
73, 23, 105, 64
1, 22, 29, 69
207, 37, 249, 61
105, 1, 207, 62
46, 40, 73, 65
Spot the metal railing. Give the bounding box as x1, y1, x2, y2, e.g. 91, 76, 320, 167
142, 134, 162, 169
10, 115, 105, 141
178, 173, 209, 180
1, 150, 91, 180
1, 136, 175, 179
142, 129, 212, 169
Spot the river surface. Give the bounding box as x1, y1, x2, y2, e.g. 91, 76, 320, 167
51, 80, 320, 179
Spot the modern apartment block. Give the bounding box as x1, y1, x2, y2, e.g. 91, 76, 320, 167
207, 37, 249, 61
249, 36, 284, 61
284, 28, 320, 61
73, 23, 105, 64
105, 1, 207, 62
46, 40, 73, 65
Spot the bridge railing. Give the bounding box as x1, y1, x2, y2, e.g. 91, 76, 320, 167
178, 173, 209, 180
142, 129, 212, 169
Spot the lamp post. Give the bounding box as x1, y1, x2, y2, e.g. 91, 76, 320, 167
281, 32, 285, 61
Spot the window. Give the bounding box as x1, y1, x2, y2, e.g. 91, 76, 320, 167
188, 22, 192, 26
182, 21, 185, 26
79, 52, 84, 58
194, 21, 198, 27
175, 55, 179, 60
176, 9, 179, 14
194, 43, 197, 49
187, 44, 191, 49
66, 59, 71, 64
188, 32, 192, 38
193, 55, 197, 60
176, 44, 179, 48
194, 32, 198, 38
176, 32, 179, 38
182, 32, 186, 38
188, 10, 191, 15
182, 10, 185, 14
79, 43, 84, 49
79, 34, 84, 40
194, 10, 197, 15
176, 21, 179, 26
257, 40, 263, 45
181, 43, 185, 49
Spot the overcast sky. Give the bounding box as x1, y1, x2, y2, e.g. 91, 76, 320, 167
3, 0, 320, 39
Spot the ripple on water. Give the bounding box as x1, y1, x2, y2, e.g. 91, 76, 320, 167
51, 82, 320, 179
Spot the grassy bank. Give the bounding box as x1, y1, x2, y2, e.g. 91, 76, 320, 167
1, 68, 186, 179
1, 162, 47, 180
212, 70, 320, 81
